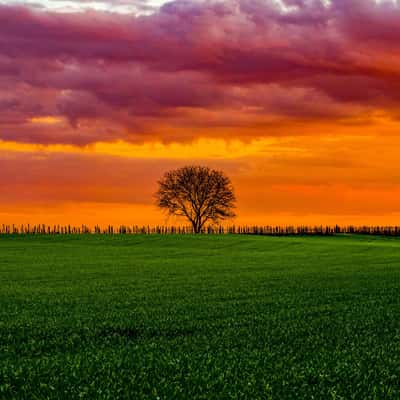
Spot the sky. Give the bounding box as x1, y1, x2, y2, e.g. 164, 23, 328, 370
1, 0, 400, 227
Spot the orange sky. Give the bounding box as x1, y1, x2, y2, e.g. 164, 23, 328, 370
1, 0, 400, 227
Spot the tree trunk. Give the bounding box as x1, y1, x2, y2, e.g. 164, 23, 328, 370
192, 220, 201, 234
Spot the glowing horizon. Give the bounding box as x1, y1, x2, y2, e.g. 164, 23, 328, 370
1, 0, 400, 227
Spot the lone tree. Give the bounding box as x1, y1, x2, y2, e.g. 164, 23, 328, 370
156, 165, 236, 233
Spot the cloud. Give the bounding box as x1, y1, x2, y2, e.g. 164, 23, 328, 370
1, 0, 168, 15
1, 0, 400, 144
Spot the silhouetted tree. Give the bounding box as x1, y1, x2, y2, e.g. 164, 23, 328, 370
156, 166, 236, 233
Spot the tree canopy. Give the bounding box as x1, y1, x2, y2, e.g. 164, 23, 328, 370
155, 166, 236, 233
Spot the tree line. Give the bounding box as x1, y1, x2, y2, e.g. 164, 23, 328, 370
2, 224, 400, 236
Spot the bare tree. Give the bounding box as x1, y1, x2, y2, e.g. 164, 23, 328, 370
155, 166, 236, 233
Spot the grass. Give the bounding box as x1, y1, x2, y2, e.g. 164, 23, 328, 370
0, 234, 399, 399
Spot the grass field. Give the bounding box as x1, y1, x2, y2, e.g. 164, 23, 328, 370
0, 234, 399, 399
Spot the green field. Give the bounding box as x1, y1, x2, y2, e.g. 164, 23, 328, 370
0, 235, 399, 399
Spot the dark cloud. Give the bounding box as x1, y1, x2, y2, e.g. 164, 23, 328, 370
1, 0, 400, 144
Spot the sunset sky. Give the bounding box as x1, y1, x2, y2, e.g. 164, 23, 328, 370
1, 0, 400, 227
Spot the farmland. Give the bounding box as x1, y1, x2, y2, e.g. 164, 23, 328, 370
0, 234, 399, 399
